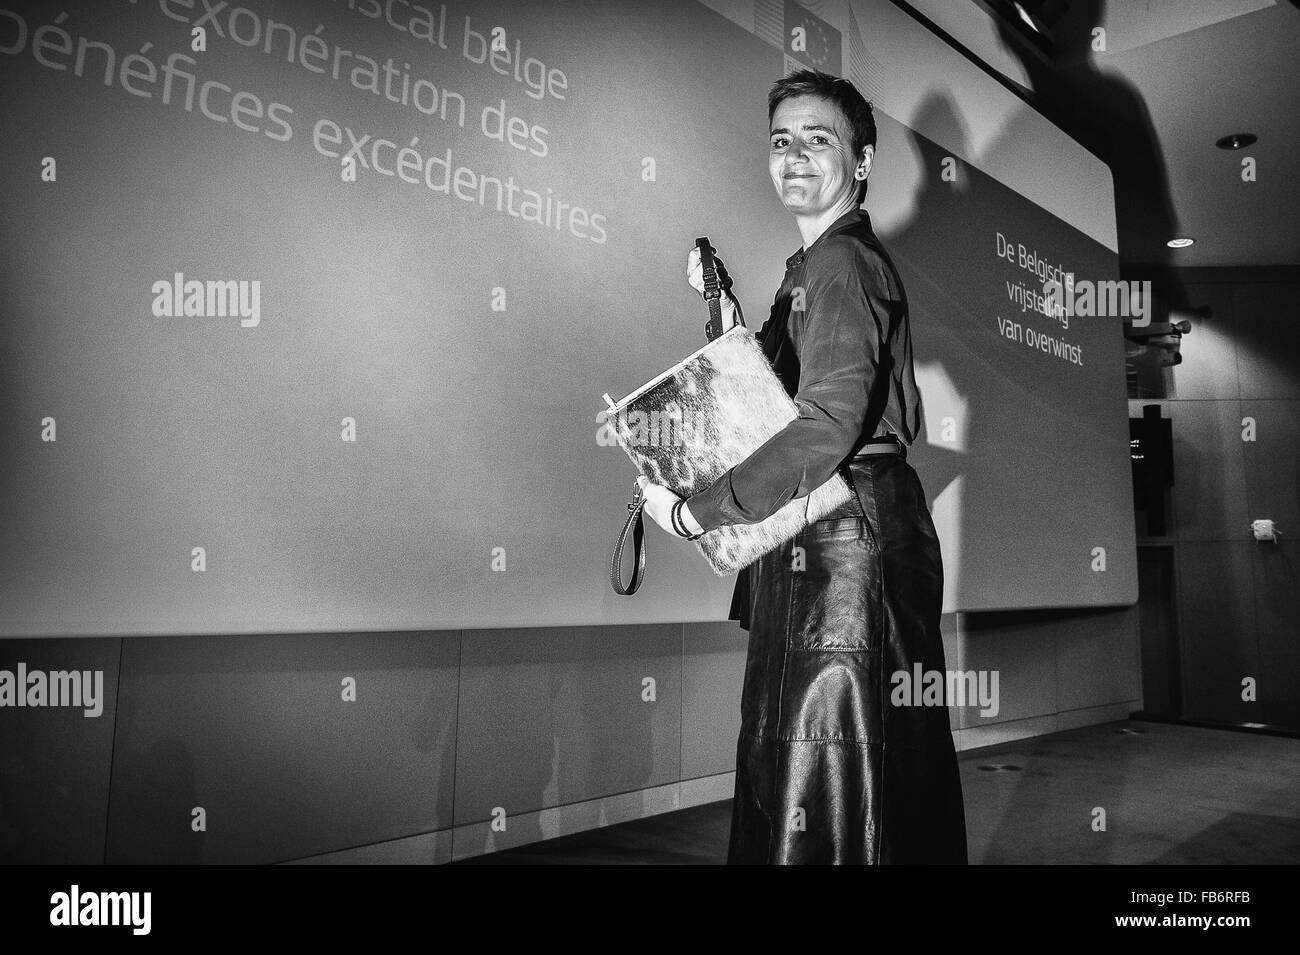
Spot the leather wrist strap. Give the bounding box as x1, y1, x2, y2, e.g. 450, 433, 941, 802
697, 237, 725, 342
610, 239, 739, 596
610, 480, 647, 595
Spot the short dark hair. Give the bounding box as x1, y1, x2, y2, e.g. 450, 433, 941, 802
768, 69, 876, 200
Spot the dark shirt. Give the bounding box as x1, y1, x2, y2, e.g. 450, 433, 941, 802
685, 208, 921, 534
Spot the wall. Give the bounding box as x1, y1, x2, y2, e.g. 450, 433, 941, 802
1, 624, 739, 863
0, 605, 1139, 863
1130, 266, 1300, 729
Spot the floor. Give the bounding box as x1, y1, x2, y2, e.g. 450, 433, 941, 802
454, 719, 1300, 864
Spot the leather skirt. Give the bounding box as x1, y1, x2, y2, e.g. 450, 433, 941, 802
727, 452, 969, 864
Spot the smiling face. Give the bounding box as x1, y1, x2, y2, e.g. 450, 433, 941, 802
769, 94, 872, 219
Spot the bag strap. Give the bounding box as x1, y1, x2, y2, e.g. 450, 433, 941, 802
697, 236, 726, 342
610, 240, 733, 596
610, 480, 647, 595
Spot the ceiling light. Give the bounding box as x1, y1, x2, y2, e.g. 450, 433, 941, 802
1216, 133, 1257, 150
1167, 237, 1195, 248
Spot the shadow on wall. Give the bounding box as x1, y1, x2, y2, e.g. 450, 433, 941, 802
994, 0, 1188, 281
996, 0, 1199, 395
890, 0, 1193, 603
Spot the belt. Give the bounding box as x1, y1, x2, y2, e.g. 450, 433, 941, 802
852, 433, 904, 458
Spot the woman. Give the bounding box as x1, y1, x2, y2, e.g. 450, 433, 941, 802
637, 69, 968, 865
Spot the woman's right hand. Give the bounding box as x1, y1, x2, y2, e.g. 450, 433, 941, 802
686, 245, 740, 335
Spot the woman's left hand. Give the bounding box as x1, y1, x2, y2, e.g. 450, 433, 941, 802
636, 476, 689, 536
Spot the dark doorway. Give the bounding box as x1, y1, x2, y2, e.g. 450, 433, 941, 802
1137, 545, 1182, 717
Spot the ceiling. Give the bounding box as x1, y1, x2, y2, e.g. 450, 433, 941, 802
907, 0, 1300, 267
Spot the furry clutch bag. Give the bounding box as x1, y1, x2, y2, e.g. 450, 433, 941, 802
604, 239, 855, 591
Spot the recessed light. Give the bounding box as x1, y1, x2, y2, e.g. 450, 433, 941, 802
1167, 237, 1195, 248
1216, 133, 1257, 150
